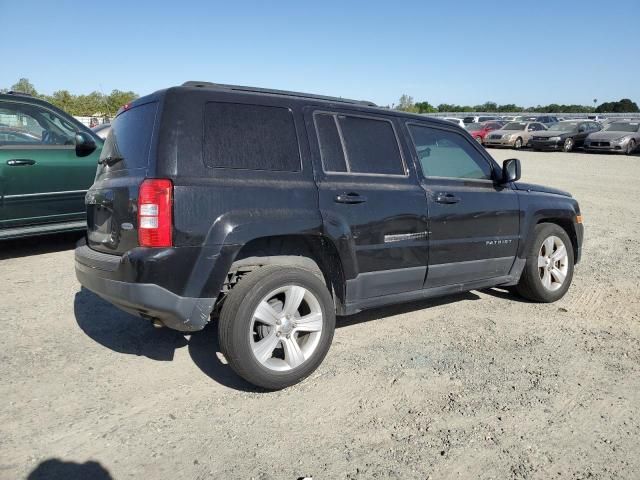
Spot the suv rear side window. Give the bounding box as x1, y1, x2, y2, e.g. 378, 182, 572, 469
99, 102, 157, 173
408, 124, 494, 180
314, 112, 405, 176
204, 103, 301, 171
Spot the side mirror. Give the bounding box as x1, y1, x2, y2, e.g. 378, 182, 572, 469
75, 131, 97, 157
502, 158, 521, 183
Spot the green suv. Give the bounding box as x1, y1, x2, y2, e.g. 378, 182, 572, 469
0, 92, 102, 239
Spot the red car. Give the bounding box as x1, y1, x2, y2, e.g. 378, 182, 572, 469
466, 121, 507, 144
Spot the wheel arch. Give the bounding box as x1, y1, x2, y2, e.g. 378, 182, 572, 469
221, 234, 348, 312
535, 218, 579, 264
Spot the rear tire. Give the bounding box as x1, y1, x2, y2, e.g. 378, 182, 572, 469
515, 223, 574, 303
218, 265, 335, 390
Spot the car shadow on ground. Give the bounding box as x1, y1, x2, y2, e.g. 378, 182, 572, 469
74, 288, 492, 392
74, 288, 258, 392
27, 458, 113, 480
0, 232, 83, 261
480, 286, 535, 303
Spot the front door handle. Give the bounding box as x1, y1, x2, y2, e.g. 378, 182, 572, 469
435, 192, 460, 204
7, 159, 36, 166
335, 192, 367, 204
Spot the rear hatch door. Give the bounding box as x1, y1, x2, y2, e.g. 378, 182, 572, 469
86, 101, 158, 255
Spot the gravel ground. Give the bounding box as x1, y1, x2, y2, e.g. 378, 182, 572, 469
1, 149, 639, 480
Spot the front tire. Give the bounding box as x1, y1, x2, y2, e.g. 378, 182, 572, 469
515, 223, 574, 303
514, 137, 523, 149
626, 139, 636, 155
563, 138, 574, 152
218, 265, 335, 390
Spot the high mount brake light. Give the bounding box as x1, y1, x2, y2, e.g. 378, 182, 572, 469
138, 179, 173, 247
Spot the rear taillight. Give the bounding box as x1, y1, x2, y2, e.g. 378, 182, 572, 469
138, 179, 173, 247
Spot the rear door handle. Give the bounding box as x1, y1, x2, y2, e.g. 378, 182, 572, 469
435, 192, 460, 204
335, 192, 367, 204
7, 159, 36, 166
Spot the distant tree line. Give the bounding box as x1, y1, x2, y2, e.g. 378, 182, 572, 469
394, 94, 639, 114
1, 78, 138, 117
4, 79, 638, 116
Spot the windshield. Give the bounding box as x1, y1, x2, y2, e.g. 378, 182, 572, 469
605, 122, 639, 133
503, 122, 526, 131
548, 122, 578, 131
466, 123, 485, 131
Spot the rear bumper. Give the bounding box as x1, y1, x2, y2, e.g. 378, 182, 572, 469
75, 241, 219, 332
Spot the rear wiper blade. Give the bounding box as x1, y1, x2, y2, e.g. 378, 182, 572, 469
98, 155, 123, 166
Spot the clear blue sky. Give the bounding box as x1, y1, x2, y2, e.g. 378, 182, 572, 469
3, 0, 639, 107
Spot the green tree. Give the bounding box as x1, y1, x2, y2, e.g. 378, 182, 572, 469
76, 91, 106, 116
47, 90, 75, 114
415, 101, 437, 113
11, 78, 38, 95
437, 103, 455, 112
105, 89, 138, 116
396, 94, 418, 113
596, 98, 639, 113
497, 104, 522, 112
476, 101, 498, 112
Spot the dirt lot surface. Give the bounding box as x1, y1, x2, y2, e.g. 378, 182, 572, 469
1, 149, 639, 480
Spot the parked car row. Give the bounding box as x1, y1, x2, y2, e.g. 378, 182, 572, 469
445, 115, 561, 127
466, 118, 639, 154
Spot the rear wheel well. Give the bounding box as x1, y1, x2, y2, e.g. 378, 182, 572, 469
536, 219, 578, 263
223, 235, 346, 309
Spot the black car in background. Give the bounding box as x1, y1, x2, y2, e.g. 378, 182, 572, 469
535, 116, 559, 125
462, 115, 501, 124
530, 120, 602, 152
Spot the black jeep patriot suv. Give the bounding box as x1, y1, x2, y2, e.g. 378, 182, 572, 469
75, 82, 583, 389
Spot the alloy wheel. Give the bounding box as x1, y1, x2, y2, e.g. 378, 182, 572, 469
537, 236, 569, 292
249, 285, 323, 372
564, 138, 573, 152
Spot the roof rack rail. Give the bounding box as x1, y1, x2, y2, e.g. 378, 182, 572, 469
6, 91, 33, 97
181, 81, 376, 107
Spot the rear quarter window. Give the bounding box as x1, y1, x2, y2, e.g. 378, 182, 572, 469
314, 112, 405, 176
203, 102, 301, 171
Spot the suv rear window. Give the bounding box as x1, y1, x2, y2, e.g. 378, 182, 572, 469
314, 113, 405, 176
99, 102, 157, 174
203, 103, 301, 171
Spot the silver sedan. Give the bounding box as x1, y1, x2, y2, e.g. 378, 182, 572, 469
483, 121, 547, 149
584, 121, 640, 155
